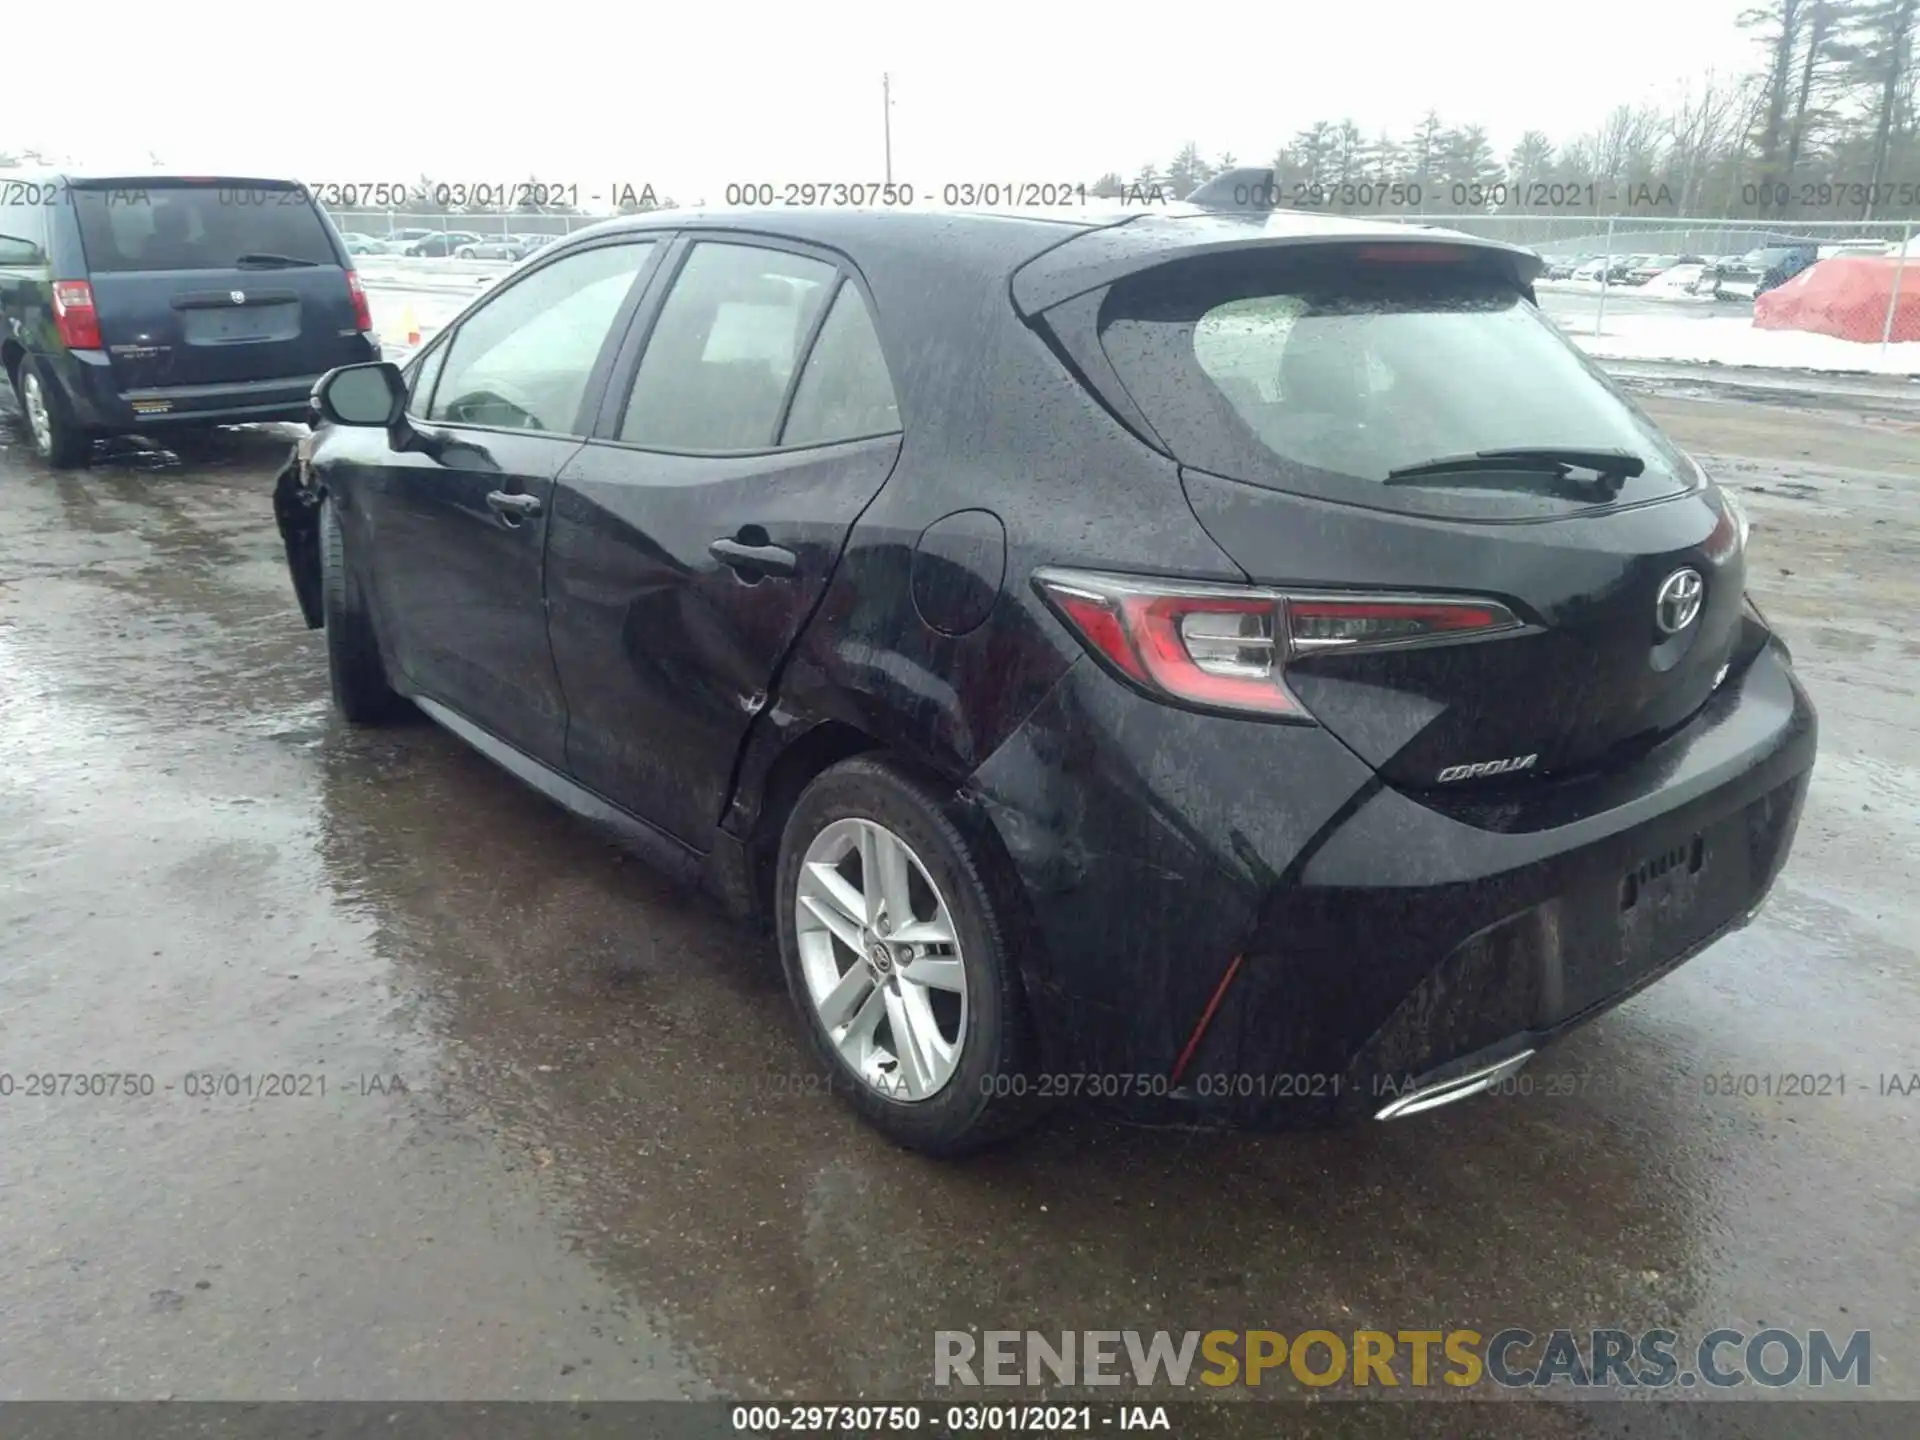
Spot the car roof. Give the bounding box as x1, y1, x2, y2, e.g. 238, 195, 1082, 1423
550, 204, 1543, 310
9, 168, 308, 188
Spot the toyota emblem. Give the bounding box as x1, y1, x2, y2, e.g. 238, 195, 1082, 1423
230, 290, 246, 304
1655, 568, 1704, 634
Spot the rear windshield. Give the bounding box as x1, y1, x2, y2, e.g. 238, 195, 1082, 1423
1095, 252, 1691, 516
72, 181, 337, 273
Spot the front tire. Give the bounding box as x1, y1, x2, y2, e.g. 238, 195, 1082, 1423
456, 247, 476, 259
775, 756, 1039, 1156
319, 495, 407, 724
20, 356, 89, 469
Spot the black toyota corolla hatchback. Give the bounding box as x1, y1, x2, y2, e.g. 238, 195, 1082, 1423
274, 204, 1816, 1155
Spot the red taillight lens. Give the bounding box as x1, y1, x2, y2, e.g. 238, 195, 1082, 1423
1123, 591, 1290, 712
1034, 569, 1523, 720
1035, 572, 1302, 718
346, 271, 373, 332
1702, 486, 1748, 564
52, 280, 103, 349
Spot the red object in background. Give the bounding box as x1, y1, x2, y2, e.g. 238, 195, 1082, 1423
1753, 256, 1920, 343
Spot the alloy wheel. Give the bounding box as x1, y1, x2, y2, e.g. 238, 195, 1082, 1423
795, 817, 969, 1101
22, 370, 52, 454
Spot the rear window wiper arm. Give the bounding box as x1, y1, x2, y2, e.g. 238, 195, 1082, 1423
233, 252, 321, 268
1384, 446, 1647, 486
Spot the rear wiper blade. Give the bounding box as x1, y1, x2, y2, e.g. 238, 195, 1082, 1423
233, 252, 320, 268
1384, 446, 1647, 485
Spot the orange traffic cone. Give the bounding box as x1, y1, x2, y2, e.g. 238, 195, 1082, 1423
399, 303, 421, 347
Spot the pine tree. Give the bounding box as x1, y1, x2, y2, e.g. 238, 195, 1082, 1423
1166, 142, 1209, 198
1829, 0, 1919, 213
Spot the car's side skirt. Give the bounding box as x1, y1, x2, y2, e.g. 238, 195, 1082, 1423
411, 694, 707, 888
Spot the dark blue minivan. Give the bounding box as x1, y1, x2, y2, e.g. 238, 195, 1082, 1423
0, 172, 380, 466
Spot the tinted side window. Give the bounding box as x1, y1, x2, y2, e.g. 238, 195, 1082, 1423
429, 242, 653, 434
620, 242, 835, 452
780, 282, 901, 446
0, 200, 47, 262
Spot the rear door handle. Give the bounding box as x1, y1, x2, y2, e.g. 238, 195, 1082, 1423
709, 538, 798, 579
486, 490, 542, 521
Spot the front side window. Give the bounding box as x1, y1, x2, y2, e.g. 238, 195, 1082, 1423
620, 242, 836, 452
428, 241, 653, 434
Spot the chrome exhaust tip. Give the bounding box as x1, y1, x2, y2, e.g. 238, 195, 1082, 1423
1374, 1049, 1536, 1121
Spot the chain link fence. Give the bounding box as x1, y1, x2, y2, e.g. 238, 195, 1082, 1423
1396, 215, 1918, 358
327, 210, 610, 243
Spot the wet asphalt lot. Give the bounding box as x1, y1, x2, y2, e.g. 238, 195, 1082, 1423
0, 382, 1915, 1436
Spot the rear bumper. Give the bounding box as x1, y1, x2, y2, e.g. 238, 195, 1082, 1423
51, 339, 378, 430
964, 639, 1816, 1127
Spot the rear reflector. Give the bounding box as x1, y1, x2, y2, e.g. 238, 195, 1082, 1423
346, 271, 373, 332
52, 280, 103, 350
1034, 568, 1523, 721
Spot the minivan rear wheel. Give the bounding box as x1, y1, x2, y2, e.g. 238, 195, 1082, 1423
775, 756, 1040, 1156
19, 358, 89, 469
319, 495, 407, 724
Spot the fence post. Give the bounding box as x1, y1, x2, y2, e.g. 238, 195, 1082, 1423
1882, 222, 1913, 364
1593, 214, 1617, 337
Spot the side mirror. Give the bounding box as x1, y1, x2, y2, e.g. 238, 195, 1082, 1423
313, 362, 406, 428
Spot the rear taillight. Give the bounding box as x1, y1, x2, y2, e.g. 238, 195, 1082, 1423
1034, 568, 1524, 721
346, 271, 373, 332
52, 281, 103, 349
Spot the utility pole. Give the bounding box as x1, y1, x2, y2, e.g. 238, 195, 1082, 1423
883, 73, 894, 184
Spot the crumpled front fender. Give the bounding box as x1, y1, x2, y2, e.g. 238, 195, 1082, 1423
271, 444, 324, 630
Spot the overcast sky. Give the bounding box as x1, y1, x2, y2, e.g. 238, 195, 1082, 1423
12, 0, 1757, 203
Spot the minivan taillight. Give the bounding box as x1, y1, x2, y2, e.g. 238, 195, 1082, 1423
52, 281, 103, 350
346, 271, 373, 332
1034, 568, 1524, 721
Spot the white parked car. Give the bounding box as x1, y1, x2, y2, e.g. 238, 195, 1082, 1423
1638, 263, 1719, 299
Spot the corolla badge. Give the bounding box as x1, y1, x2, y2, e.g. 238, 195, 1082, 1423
1437, 754, 1537, 783
1656, 568, 1704, 635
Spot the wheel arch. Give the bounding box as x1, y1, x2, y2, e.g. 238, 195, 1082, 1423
1, 337, 25, 392
734, 718, 883, 928
273, 451, 325, 629
728, 715, 1051, 1034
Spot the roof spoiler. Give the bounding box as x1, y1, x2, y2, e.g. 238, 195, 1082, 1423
1184, 167, 1280, 214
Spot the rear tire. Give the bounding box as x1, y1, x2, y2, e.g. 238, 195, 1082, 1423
20, 356, 89, 469
775, 755, 1041, 1157
319, 495, 407, 725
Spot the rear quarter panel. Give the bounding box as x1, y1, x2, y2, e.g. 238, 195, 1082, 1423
727, 235, 1252, 943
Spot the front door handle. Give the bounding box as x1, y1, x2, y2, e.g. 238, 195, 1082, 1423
710, 537, 798, 579
486, 490, 542, 521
